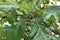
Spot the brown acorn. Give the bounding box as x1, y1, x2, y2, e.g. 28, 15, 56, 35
27, 12, 38, 22
29, 12, 38, 20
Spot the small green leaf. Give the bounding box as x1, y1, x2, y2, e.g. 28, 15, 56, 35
7, 14, 15, 25
16, 10, 23, 15
49, 15, 56, 23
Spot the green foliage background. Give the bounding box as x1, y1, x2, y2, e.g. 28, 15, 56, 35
0, 0, 60, 40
